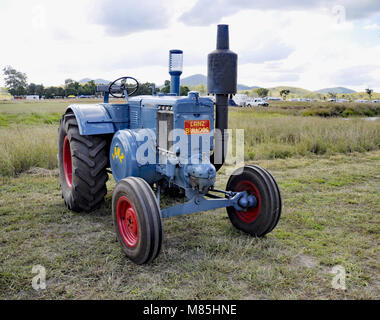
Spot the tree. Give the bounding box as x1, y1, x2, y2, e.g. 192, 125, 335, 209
35, 84, 44, 97
280, 89, 290, 101
78, 80, 96, 96
180, 85, 190, 96
43, 86, 58, 99
160, 80, 171, 94
328, 92, 337, 100
136, 82, 156, 95
2, 66, 28, 96
192, 84, 206, 95
366, 88, 373, 101
64, 79, 74, 85
64, 79, 80, 96
158, 80, 189, 96
27, 83, 37, 95
256, 88, 269, 98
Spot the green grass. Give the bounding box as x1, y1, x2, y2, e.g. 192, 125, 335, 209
0, 107, 378, 177
0, 113, 62, 126
0, 99, 118, 114
0, 152, 379, 299
1, 99, 379, 117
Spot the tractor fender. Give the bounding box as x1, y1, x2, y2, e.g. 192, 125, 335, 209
67, 103, 129, 136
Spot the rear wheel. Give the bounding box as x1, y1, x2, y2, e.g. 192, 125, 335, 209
226, 165, 281, 236
58, 112, 108, 212
112, 177, 163, 264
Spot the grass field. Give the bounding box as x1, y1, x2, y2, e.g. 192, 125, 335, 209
0, 99, 102, 113
1, 152, 379, 299
0, 100, 379, 299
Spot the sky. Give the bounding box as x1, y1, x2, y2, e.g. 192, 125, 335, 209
1, 0, 380, 91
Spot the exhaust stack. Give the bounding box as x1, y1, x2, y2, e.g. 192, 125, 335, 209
207, 24, 237, 171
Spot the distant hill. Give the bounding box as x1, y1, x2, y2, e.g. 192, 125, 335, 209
79, 78, 110, 84
237, 84, 260, 90
241, 86, 325, 99
181, 74, 207, 86
181, 74, 258, 91
315, 87, 356, 94
268, 86, 313, 97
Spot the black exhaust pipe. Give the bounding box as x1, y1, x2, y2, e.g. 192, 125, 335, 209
208, 24, 237, 171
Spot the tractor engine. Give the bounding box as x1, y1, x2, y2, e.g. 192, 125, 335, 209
109, 91, 216, 195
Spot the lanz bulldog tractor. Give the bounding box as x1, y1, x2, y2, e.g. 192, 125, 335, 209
58, 25, 282, 264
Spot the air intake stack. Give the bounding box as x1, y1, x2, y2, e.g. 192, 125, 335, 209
207, 24, 238, 171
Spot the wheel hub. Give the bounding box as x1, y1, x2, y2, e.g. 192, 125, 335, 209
117, 196, 139, 248
234, 180, 261, 223
63, 135, 72, 189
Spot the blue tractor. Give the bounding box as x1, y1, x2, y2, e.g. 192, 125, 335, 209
58, 25, 281, 264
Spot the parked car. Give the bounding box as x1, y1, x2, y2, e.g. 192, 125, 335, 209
229, 98, 238, 106
246, 98, 269, 107
233, 94, 248, 107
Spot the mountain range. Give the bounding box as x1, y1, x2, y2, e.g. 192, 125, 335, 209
180, 74, 356, 94
315, 87, 356, 94
78, 75, 357, 95
79, 78, 110, 85
180, 74, 260, 91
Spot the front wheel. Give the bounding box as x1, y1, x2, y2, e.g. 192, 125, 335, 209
226, 165, 281, 236
112, 177, 163, 264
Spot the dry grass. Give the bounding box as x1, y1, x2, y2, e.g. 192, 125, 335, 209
229, 112, 380, 160
0, 126, 58, 177
0, 151, 379, 299
0, 110, 379, 177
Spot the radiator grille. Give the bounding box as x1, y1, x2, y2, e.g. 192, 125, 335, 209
157, 110, 174, 152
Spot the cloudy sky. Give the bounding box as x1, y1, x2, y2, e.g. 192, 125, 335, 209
1, 0, 380, 91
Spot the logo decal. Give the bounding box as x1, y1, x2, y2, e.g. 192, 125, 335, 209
184, 120, 210, 135
112, 146, 125, 163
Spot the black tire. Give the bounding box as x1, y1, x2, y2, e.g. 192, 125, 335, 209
226, 165, 281, 237
58, 112, 108, 212
252, 165, 282, 233
112, 177, 163, 264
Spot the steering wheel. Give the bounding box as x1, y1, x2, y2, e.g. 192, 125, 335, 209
108, 76, 139, 98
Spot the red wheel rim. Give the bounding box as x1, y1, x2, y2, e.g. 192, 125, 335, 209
63, 135, 72, 189
116, 196, 139, 248
234, 180, 261, 223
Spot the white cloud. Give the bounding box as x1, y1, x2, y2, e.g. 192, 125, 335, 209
90, 0, 171, 36
364, 23, 380, 30
180, 0, 380, 26
329, 65, 378, 87
0, 0, 379, 92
